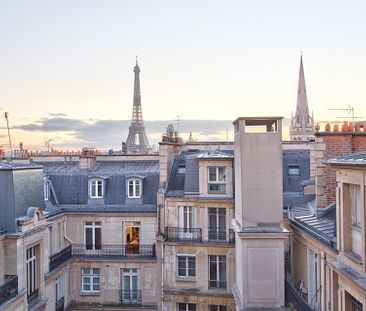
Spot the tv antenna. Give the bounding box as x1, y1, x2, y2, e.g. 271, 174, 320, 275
328, 105, 363, 127
4, 112, 12, 158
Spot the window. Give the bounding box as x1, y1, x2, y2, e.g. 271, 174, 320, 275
84, 222, 101, 250
179, 206, 194, 229
89, 179, 103, 198
177, 255, 196, 277
209, 255, 226, 289
44, 181, 50, 201
208, 208, 226, 240
350, 184, 362, 227
288, 165, 300, 176
177, 303, 196, 311
122, 268, 140, 304
208, 166, 226, 193
55, 275, 63, 301
27, 246, 38, 299
177, 165, 186, 174
128, 179, 141, 198
209, 306, 227, 311
82, 268, 100, 292
352, 296, 363, 311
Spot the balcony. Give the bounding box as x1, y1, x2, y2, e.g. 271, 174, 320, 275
72, 244, 156, 258
55, 296, 64, 311
121, 289, 142, 304
0, 275, 18, 306
209, 280, 227, 289
165, 227, 202, 242
285, 279, 313, 311
49, 245, 72, 272
208, 229, 235, 243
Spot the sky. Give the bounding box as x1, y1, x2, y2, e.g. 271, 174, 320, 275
0, 0, 365, 151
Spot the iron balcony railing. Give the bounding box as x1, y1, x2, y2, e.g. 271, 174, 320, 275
285, 279, 313, 311
121, 289, 142, 304
72, 244, 156, 258
208, 229, 235, 243
49, 245, 72, 272
55, 296, 64, 311
208, 280, 227, 289
0, 275, 18, 306
27, 288, 39, 302
165, 227, 202, 242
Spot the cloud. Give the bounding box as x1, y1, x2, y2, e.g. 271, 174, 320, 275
13, 116, 291, 150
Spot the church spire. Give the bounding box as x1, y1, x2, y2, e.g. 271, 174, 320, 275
125, 58, 150, 153
289, 55, 315, 141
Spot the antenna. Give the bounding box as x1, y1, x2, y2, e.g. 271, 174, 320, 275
4, 112, 12, 158
328, 105, 363, 129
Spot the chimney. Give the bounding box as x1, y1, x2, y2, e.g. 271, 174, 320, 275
79, 155, 96, 169
232, 117, 288, 310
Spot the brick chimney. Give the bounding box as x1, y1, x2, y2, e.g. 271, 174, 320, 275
315, 122, 366, 208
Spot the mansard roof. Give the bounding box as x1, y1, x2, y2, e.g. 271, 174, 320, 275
36, 160, 159, 208
327, 151, 366, 166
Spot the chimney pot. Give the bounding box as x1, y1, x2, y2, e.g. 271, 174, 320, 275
325, 123, 331, 132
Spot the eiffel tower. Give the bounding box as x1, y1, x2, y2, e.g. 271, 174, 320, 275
125, 58, 150, 154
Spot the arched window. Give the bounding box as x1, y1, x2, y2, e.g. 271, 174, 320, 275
127, 179, 142, 198
89, 179, 104, 198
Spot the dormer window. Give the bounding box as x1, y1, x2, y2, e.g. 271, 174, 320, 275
44, 181, 50, 201
89, 179, 104, 198
128, 179, 141, 198
208, 166, 226, 193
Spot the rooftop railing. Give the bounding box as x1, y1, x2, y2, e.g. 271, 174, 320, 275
0, 275, 18, 306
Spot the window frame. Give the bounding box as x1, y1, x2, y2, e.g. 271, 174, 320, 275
288, 164, 300, 176
177, 254, 196, 278
208, 255, 226, 289
44, 180, 50, 201
127, 179, 142, 199
177, 303, 196, 311
89, 178, 104, 199
81, 268, 100, 293
208, 166, 227, 193
84, 222, 102, 250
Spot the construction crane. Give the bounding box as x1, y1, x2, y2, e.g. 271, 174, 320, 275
4, 112, 12, 158
45, 139, 53, 153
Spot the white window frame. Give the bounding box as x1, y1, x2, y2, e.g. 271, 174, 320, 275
44, 181, 50, 201
209, 255, 226, 288
177, 254, 196, 278
177, 303, 196, 311
208, 166, 226, 193
84, 222, 102, 250
82, 268, 100, 293
89, 179, 104, 198
127, 179, 142, 198
26, 245, 37, 297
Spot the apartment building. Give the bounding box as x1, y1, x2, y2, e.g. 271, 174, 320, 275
287, 124, 366, 311
161, 148, 236, 311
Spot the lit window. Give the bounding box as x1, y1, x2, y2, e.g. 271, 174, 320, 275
288, 165, 300, 176
82, 268, 100, 292
44, 181, 50, 201
208, 167, 226, 193
128, 179, 141, 198
177, 255, 196, 277
89, 179, 103, 198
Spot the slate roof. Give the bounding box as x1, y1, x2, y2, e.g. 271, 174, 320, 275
166, 150, 234, 197
288, 199, 337, 249
327, 151, 366, 166
0, 161, 43, 171
36, 160, 160, 210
